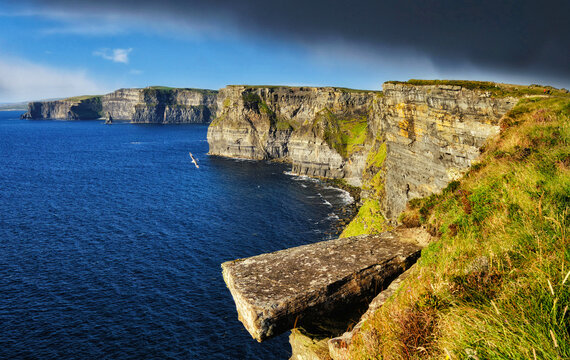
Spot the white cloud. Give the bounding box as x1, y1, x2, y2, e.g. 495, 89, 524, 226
0, 57, 108, 103
93, 48, 132, 64
129, 69, 143, 75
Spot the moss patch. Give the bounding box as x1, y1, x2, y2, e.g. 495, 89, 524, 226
361, 140, 387, 199
341, 140, 387, 238
340, 199, 387, 238
309, 108, 369, 159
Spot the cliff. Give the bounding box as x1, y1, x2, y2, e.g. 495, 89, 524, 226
344, 92, 570, 359
217, 82, 570, 359
207, 86, 381, 186
21, 87, 218, 124
207, 81, 517, 221
378, 82, 517, 219
21, 96, 102, 120
127, 87, 217, 123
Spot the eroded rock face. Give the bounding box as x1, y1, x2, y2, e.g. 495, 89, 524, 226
22, 87, 218, 124
100, 88, 141, 120
208, 86, 380, 185
379, 83, 516, 219
21, 98, 102, 120
207, 82, 516, 207
129, 88, 217, 124
221, 229, 424, 342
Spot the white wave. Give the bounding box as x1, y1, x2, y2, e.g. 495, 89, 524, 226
316, 192, 333, 207
283, 171, 320, 183
326, 212, 340, 221
324, 186, 354, 205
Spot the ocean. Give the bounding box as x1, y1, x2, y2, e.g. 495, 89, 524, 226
0, 112, 352, 359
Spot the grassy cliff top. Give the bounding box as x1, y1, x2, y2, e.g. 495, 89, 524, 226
63, 95, 102, 102
145, 86, 218, 95
385, 79, 570, 98
349, 96, 570, 359
228, 84, 382, 94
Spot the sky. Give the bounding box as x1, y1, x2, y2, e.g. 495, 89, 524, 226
0, 0, 568, 102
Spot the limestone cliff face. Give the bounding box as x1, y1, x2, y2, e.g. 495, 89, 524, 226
21, 97, 102, 120
22, 87, 218, 124
377, 83, 517, 219
100, 88, 141, 120
128, 88, 217, 124
208, 86, 380, 186
208, 82, 518, 220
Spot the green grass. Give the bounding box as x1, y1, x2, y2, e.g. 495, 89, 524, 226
228, 84, 382, 94
330, 87, 382, 94
146, 86, 218, 95
341, 140, 388, 238
340, 116, 368, 156
386, 79, 570, 98
340, 199, 387, 238
229, 85, 292, 89
361, 140, 387, 198
275, 118, 294, 131
349, 96, 570, 359
309, 108, 370, 159
64, 95, 101, 102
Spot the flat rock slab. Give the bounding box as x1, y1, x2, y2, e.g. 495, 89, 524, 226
222, 228, 427, 342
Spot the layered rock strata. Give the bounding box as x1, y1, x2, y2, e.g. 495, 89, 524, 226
207, 82, 516, 216
379, 83, 517, 219
21, 97, 102, 120
208, 86, 380, 186
217, 81, 520, 358
21, 87, 218, 124
221, 229, 423, 342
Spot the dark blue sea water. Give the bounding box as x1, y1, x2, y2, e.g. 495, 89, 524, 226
0, 112, 352, 359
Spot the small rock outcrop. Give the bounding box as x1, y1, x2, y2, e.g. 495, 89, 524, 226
104, 112, 113, 124
221, 229, 424, 342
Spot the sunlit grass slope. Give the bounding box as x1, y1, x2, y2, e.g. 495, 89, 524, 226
349, 96, 570, 359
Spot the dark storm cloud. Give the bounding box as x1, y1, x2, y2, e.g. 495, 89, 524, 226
31, 0, 570, 82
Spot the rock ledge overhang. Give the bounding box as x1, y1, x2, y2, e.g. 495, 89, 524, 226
222, 228, 429, 341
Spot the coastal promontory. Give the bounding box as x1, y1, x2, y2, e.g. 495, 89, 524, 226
21, 86, 218, 124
